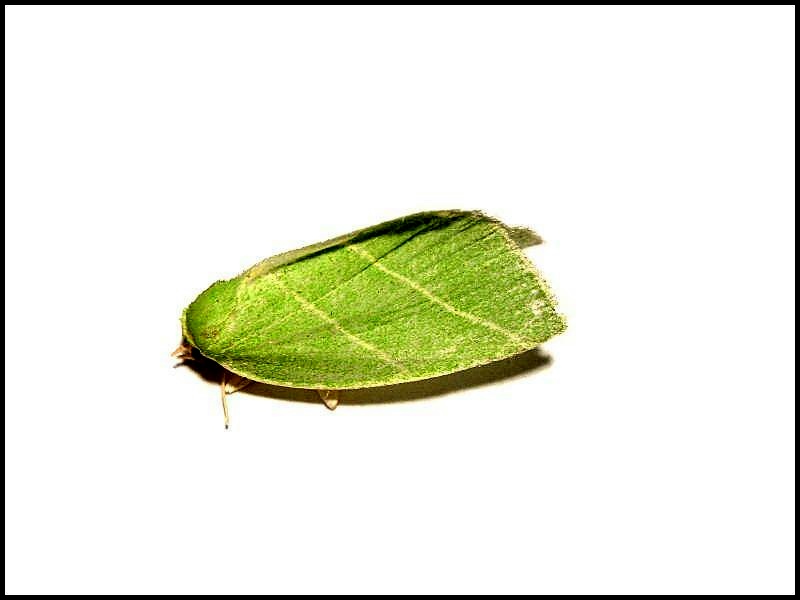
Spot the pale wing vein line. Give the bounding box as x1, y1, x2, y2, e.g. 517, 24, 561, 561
347, 243, 530, 348
267, 273, 410, 374
212, 226, 434, 355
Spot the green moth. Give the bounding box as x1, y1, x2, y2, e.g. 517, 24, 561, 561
173, 210, 566, 427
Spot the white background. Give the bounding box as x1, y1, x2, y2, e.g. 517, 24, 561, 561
5, 6, 795, 595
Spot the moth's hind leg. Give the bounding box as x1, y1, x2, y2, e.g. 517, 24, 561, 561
220, 372, 230, 429
318, 390, 340, 411
219, 371, 253, 429
225, 374, 252, 395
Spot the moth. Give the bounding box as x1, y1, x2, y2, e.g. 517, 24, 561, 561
173, 210, 566, 427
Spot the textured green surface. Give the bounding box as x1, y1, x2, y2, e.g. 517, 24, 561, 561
182, 211, 566, 389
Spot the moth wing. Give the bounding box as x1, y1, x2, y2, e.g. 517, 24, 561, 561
186, 211, 565, 388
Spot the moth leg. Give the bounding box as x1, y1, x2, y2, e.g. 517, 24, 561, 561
225, 374, 252, 395
171, 340, 194, 362
318, 389, 340, 411
220, 371, 230, 430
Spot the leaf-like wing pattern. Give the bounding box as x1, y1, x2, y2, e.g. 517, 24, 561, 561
183, 211, 565, 388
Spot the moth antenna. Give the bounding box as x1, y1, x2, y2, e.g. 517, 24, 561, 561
318, 389, 340, 411
221, 371, 230, 430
